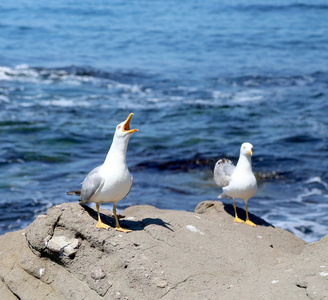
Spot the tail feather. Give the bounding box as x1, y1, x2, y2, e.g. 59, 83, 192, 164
66, 190, 81, 196
218, 192, 231, 199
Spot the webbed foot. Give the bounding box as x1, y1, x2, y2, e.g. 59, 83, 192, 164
115, 226, 132, 233
245, 219, 256, 227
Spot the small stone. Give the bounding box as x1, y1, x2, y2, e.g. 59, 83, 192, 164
156, 280, 168, 288
46, 235, 80, 257
91, 267, 106, 280
109, 241, 118, 247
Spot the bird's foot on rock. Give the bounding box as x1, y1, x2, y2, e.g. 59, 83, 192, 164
96, 221, 110, 229
115, 226, 132, 233
245, 220, 257, 227
234, 217, 245, 224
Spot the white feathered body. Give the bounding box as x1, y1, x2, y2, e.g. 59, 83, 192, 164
92, 164, 133, 204
79, 129, 134, 205
218, 145, 258, 203
222, 167, 257, 202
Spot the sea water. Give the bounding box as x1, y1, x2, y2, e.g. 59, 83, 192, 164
0, 0, 327, 242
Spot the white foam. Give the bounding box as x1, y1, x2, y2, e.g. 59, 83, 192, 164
233, 90, 264, 103
0, 65, 40, 82
0, 65, 99, 87
212, 89, 266, 105
305, 176, 328, 189
267, 217, 328, 243
212, 90, 230, 100
15, 64, 29, 70
0, 95, 10, 103
295, 187, 326, 203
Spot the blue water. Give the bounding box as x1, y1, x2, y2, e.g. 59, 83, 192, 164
0, 0, 328, 242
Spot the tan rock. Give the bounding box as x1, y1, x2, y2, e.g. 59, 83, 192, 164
0, 201, 325, 299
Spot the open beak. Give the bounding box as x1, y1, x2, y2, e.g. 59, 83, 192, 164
248, 149, 253, 156
123, 113, 138, 134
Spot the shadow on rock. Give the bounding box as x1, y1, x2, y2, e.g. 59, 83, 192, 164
223, 203, 273, 227
81, 204, 173, 232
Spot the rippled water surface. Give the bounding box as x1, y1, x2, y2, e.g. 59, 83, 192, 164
0, 0, 328, 242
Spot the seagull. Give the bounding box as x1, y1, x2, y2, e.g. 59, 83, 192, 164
214, 142, 258, 227
67, 113, 138, 232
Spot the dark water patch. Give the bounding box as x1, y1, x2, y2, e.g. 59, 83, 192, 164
43, 136, 86, 147
0, 120, 48, 130
295, 226, 313, 235
134, 156, 286, 184
279, 134, 321, 144
234, 3, 328, 12
6, 151, 70, 164
18, 26, 33, 31
34, 65, 156, 85
164, 185, 193, 195
134, 156, 218, 172
311, 92, 324, 99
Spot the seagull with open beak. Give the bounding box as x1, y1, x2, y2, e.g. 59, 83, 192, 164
67, 113, 138, 232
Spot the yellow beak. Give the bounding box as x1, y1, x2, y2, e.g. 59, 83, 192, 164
248, 149, 253, 156
123, 113, 138, 134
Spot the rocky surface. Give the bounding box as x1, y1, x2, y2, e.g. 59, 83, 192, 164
0, 201, 327, 299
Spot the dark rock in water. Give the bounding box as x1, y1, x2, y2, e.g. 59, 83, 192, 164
0, 201, 327, 299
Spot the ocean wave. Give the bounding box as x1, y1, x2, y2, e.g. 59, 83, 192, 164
275, 219, 328, 243
306, 176, 328, 189
217, 74, 318, 88
0, 65, 149, 90
0, 95, 10, 103
1, 64, 325, 110
261, 176, 328, 242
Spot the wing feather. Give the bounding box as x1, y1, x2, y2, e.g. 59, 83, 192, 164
79, 166, 104, 204
213, 158, 235, 187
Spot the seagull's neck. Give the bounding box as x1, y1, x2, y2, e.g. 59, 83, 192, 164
103, 135, 130, 167
235, 154, 252, 172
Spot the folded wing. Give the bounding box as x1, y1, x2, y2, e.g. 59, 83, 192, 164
213, 158, 235, 187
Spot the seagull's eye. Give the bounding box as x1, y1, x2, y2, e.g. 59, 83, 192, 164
117, 125, 121, 130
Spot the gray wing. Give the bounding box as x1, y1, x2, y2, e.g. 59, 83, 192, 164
213, 158, 235, 187
79, 166, 104, 204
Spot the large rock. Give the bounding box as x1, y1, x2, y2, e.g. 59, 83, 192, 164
0, 201, 326, 299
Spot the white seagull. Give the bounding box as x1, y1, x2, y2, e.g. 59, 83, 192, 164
214, 142, 258, 227
67, 113, 138, 232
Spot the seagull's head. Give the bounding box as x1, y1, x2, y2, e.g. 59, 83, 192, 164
241, 142, 253, 156
115, 113, 138, 140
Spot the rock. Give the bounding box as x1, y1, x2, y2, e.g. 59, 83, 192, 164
156, 280, 168, 288
47, 235, 80, 257
0, 201, 326, 299
91, 267, 107, 280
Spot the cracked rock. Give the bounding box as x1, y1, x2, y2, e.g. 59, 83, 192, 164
47, 235, 80, 257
